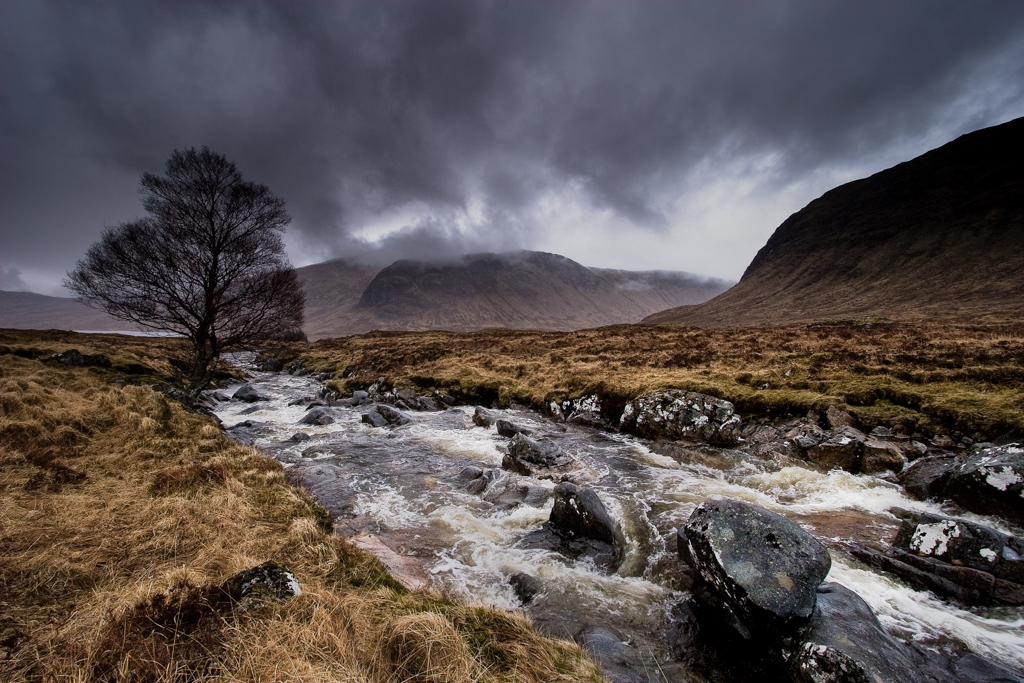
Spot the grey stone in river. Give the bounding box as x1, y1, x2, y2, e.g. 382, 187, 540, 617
472, 406, 497, 427
232, 383, 268, 402
298, 406, 338, 426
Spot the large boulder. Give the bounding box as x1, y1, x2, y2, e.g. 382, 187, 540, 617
496, 419, 532, 438
861, 436, 906, 474
298, 406, 339, 426
789, 583, 918, 683
619, 391, 741, 445
682, 499, 831, 638
222, 560, 301, 612
897, 455, 959, 500
945, 444, 1024, 525
232, 384, 268, 403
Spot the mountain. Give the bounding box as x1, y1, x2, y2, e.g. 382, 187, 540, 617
644, 116, 1024, 327
0, 291, 142, 332
298, 251, 730, 337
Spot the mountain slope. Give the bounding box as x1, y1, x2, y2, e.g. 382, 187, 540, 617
0, 291, 142, 332
645, 116, 1024, 327
299, 251, 730, 337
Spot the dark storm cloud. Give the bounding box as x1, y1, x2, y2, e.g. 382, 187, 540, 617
2, 0, 1023, 289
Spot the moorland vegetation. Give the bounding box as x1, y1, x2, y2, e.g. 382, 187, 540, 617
0, 330, 602, 683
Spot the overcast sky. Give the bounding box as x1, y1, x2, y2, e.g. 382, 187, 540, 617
2, 1, 1023, 295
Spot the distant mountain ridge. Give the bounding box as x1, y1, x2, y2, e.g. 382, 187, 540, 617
645, 116, 1024, 327
2, 252, 729, 338
300, 251, 730, 338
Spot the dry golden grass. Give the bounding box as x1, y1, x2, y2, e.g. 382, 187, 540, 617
0, 343, 603, 683
307, 321, 1024, 439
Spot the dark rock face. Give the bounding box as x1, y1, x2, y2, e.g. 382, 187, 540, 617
298, 407, 338, 426
225, 420, 270, 445
232, 384, 268, 403
576, 626, 656, 683
945, 444, 1024, 525
955, 654, 1024, 683
619, 390, 741, 445
502, 433, 575, 476
496, 419, 532, 438
222, 560, 301, 611
898, 455, 959, 500
473, 406, 497, 427
790, 583, 917, 683
54, 349, 85, 366
682, 499, 831, 637
457, 466, 551, 508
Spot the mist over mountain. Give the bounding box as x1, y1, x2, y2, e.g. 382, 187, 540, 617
298, 251, 730, 338
645, 116, 1024, 327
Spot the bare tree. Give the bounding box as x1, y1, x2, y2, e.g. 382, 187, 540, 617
66, 147, 305, 393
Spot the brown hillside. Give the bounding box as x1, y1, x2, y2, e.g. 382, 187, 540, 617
645, 116, 1024, 327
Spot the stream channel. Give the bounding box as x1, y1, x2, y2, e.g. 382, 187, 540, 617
213, 360, 1024, 681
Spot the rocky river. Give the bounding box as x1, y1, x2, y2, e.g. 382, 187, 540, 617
211, 358, 1024, 682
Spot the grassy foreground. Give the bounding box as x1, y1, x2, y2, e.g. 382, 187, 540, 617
308, 321, 1024, 440
0, 331, 603, 683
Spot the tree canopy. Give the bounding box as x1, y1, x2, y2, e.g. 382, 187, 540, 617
67, 147, 305, 392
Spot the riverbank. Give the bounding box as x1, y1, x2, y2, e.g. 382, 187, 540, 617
0, 332, 603, 682
303, 321, 1024, 442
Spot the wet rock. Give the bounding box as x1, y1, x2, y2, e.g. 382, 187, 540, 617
432, 390, 457, 406
223, 560, 301, 611
496, 419, 532, 438
238, 405, 263, 416
790, 582, 917, 683
561, 395, 605, 428
298, 407, 339, 426
619, 390, 741, 445
892, 511, 1018, 577
473, 406, 497, 427
945, 443, 1024, 525
350, 390, 369, 405
807, 426, 866, 472
861, 436, 906, 474
371, 404, 414, 426
509, 572, 543, 605
225, 420, 269, 445
482, 476, 551, 508
825, 405, 855, 429
288, 432, 311, 442
232, 384, 268, 403
550, 482, 626, 554
576, 626, 656, 683
786, 421, 827, 451
361, 410, 389, 428
682, 499, 831, 637
955, 653, 1024, 683
502, 432, 574, 475
851, 510, 1024, 606
897, 455, 959, 500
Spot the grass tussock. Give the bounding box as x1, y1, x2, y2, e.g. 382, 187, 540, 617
0, 341, 603, 683
305, 321, 1024, 439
